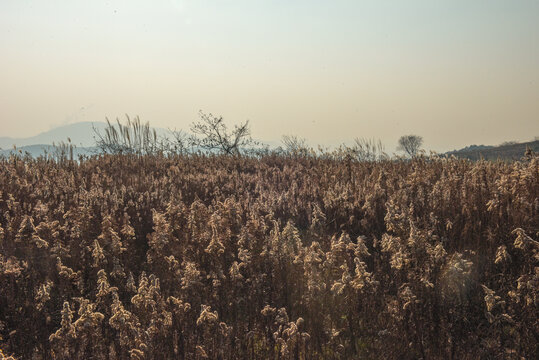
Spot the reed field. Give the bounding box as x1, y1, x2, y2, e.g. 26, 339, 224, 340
0, 152, 537, 359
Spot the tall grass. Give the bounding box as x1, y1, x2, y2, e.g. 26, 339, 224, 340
0, 152, 537, 359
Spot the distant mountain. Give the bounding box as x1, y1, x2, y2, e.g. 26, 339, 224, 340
447, 140, 538, 161
0, 144, 97, 159
453, 144, 494, 152
0, 121, 172, 150
3, 122, 536, 161
0, 122, 110, 149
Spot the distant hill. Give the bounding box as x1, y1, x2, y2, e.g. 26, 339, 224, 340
0, 121, 172, 150
0, 122, 109, 149
447, 140, 538, 161
2, 122, 537, 161
0, 144, 97, 159
453, 144, 494, 152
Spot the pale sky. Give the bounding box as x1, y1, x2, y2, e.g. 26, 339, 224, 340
1, 0, 538, 152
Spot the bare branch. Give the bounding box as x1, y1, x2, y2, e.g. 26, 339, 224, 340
189, 111, 257, 155
397, 135, 423, 158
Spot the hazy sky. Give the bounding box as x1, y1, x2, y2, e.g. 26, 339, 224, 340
1, 0, 538, 152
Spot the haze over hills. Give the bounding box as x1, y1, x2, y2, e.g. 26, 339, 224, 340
0, 121, 183, 149
0, 144, 98, 159
0, 121, 280, 157
447, 140, 538, 161
1, 121, 536, 161
0, 121, 151, 157
0, 122, 109, 149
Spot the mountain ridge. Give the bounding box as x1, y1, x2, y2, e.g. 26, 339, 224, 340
0, 121, 176, 150
446, 140, 538, 161
0, 122, 109, 149
2, 122, 536, 161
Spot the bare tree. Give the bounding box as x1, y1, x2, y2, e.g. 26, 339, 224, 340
189, 111, 256, 155
167, 128, 190, 155
397, 135, 423, 158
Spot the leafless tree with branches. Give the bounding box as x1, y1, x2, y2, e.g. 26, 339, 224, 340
189, 111, 257, 155
397, 135, 423, 158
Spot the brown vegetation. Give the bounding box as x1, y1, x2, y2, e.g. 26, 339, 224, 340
0, 152, 537, 359
449, 140, 539, 161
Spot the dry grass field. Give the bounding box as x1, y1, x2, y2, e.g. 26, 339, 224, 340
0, 152, 537, 359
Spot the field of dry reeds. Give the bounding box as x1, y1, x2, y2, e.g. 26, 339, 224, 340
0, 152, 537, 359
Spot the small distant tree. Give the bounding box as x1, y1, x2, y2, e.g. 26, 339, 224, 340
189, 111, 257, 155
167, 128, 190, 155
397, 135, 423, 158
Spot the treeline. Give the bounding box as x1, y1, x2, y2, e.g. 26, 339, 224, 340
0, 151, 537, 359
